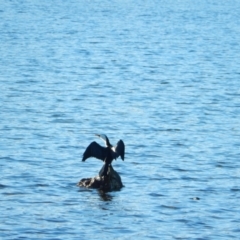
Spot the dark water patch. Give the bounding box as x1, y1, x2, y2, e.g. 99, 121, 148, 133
58, 145, 78, 149
0, 156, 16, 160
28, 201, 54, 204
181, 154, 194, 159
32, 133, 50, 139
131, 161, 141, 165
173, 168, 188, 172
2, 191, 28, 196
50, 113, 66, 118
171, 142, 188, 147
4, 136, 24, 141
0, 184, 8, 189
197, 188, 218, 193
30, 183, 50, 188
149, 177, 164, 181
215, 164, 224, 168
46, 218, 68, 223
181, 176, 200, 181
16, 79, 39, 84
50, 118, 76, 123
160, 128, 182, 132
160, 205, 180, 210
149, 192, 165, 197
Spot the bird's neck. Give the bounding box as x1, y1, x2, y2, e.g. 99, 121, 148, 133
106, 137, 111, 147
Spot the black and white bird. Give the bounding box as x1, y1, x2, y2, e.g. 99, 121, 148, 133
82, 134, 125, 176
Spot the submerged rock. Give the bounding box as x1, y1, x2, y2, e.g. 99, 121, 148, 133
77, 165, 123, 192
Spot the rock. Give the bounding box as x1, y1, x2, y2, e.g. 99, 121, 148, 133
77, 165, 123, 192
192, 197, 200, 201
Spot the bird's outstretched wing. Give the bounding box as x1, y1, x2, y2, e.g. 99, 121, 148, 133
82, 141, 107, 161
112, 139, 125, 161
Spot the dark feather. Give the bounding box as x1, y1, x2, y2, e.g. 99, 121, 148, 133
82, 141, 108, 161
112, 139, 125, 161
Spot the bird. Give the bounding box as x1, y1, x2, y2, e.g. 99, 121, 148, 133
82, 134, 125, 177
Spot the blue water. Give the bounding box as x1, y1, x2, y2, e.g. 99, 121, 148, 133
1, 0, 240, 239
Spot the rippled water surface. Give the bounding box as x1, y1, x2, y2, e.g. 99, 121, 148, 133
1, 0, 240, 239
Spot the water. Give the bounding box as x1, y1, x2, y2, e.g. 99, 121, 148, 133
1, 0, 240, 239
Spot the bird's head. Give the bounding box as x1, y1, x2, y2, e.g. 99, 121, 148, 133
95, 134, 111, 147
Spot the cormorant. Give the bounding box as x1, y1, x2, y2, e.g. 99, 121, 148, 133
82, 134, 125, 176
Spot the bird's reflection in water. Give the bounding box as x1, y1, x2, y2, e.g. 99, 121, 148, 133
98, 190, 113, 202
